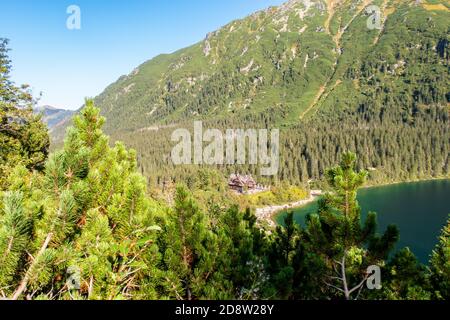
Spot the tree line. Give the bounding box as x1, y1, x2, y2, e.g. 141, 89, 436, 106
1, 39, 448, 300
1, 101, 448, 299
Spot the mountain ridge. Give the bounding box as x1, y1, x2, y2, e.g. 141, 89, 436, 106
90, 0, 445, 129
51, 0, 449, 187
34, 105, 74, 133
53, 0, 449, 136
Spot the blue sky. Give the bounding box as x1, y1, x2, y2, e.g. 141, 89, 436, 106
0, 0, 284, 110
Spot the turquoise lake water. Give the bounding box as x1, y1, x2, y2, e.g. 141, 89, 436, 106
275, 179, 450, 263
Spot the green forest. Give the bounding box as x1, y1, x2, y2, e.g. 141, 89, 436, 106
56, 0, 448, 190
1, 39, 449, 300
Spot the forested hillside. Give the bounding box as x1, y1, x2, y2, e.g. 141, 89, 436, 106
84, 0, 449, 130
52, 0, 449, 187
1, 33, 449, 299
1, 0, 449, 302
2, 100, 449, 300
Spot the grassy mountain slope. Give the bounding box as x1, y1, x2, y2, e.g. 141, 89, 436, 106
53, 0, 449, 187
84, 0, 447, 131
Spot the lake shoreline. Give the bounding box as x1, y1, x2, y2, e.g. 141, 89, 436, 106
255, 194, 321, 228
361, 176, 450, 190
256, 177, 450, 228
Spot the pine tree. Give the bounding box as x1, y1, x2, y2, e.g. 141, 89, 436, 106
159, 186, 233, 300
0, 192, 32, 292
1, 100, 162, 300
0, 38, 49, 189
429, 217, 450, 300
305, 152, 399, 300
267, 212, 300, 299
219, 206, 270, 300
377, 248, 430, 300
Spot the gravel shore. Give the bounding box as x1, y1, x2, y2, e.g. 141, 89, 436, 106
255, 194, 320, 228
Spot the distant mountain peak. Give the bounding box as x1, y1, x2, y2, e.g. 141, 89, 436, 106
34, 105, 74, 132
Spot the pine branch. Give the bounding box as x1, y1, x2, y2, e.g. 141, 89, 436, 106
11, 233, 53, 300
166, 277, 183, 300
88, 276, 94, 299
323, 281, 345, 293
348, 275, 369, 297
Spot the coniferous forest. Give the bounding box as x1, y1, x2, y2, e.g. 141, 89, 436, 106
1, 0, 450, 304
76, 0, 449, 190
1, 36, 449, 301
